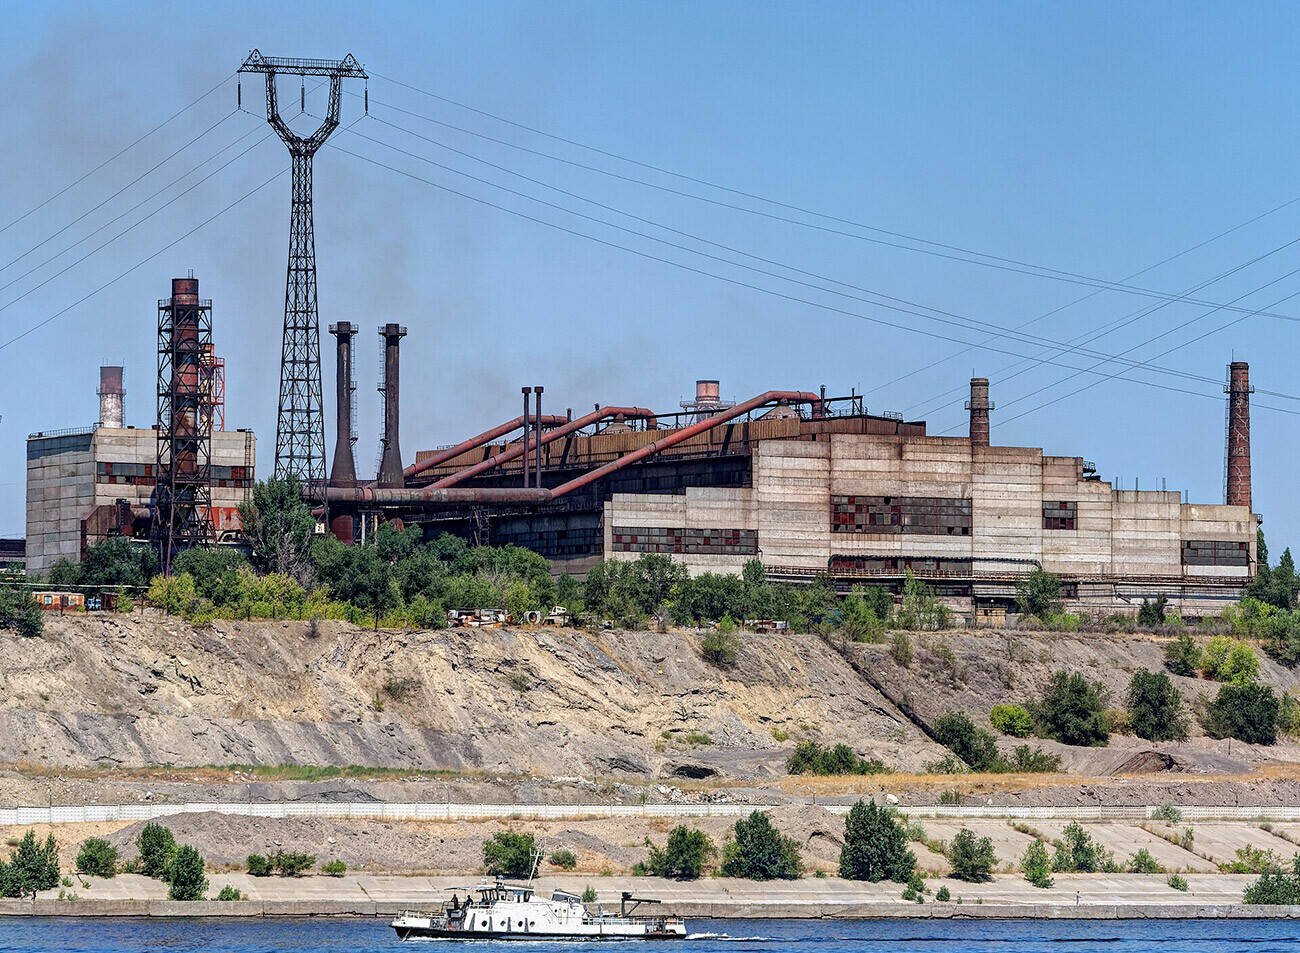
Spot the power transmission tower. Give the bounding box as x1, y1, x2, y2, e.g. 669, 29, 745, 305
238, 50, 367, 483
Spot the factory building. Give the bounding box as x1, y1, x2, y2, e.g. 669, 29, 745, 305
385, 368, 1256, 618
25, 277, 256, 575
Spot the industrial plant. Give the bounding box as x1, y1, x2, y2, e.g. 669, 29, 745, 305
21, 51, 1260, 619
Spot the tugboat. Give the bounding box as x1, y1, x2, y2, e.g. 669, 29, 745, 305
390, 867, 687, 940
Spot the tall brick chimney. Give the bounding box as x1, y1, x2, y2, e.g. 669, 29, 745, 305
1226, 361, 1252, 508
967, 377, 992, 447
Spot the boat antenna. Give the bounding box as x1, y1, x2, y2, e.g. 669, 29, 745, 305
526, 847, 542, 886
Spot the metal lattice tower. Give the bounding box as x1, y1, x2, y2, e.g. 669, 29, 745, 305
153, 276, 215, 572
238, 50, 367, 482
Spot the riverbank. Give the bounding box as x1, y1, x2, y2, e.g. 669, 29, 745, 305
0, 872, 1292, 919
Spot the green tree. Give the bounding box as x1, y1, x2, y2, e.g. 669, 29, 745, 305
838, 586, 885, 641
1127, 848, 1163, 873
645, 827, 715, 879
701, 626, 740, 667
896, 569, 948, 630
1164, 633, 1201, 677
1033, 671, 1110, 747
990, 704, 1033, 738
933, 711, 1001, 771
0, 831, 60, 897
75, 838, 118, 878
170, 547, 251, 602
720, 811, 802, 880
1244, 857, 1300, 904
46, 559, 82, 587
483, 831, 537, 878
838, 800, 916, 883
1015, 567, 1062, 620
1205, 682, 1280, 745
1127, 669, 1187, 742
136, 822, 177, 880
80, 536, 158, 587
237, 476, 315, 579
1053, 822, 1112, 872
166, 844, 208, 901
1200, 636, 1259, 684
1021, 838, 1053, 888
0, 583, 42, 638
946, 828, 996, 882
1137, 595, 1168, 626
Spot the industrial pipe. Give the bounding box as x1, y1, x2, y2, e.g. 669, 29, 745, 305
322, 486, 553, 505
402, 415, 567, 479
548, 391, 821, 498
534, 386, 544, 489
522, 387, 532, 488
430, 406, 657, 489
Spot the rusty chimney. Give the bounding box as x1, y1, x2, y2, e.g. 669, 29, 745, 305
98, 366, 124, 429
328, 323, 357, 488
376, 323, 407, 488
522, 387, 532, 488
534, 386, 544, 488
966, 377, 992, 447
1226, 361, 1253, 509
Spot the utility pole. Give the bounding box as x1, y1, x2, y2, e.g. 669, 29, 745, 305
238, 50, 367, 483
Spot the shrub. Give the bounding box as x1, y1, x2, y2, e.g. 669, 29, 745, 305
1200, 636, 1259, 684
549, 849, 578, 871
270, 850, 316, 877
701, 628, 740, 667
0, 831, 60, 897
896, 570, 949, 631
1204, 682, 1279, 745
890, 632, 914, 666
933, 711, 1000, 771
1004, 745, 1061, 773
1032, 671, 1110, 747
838, 587, 886, 641
483, 832, 537, 878
1137, 595, 1168, 626
786, 740, 888, 776
1127, 669, 1187, 742
720, 811, 802, 880
1053, 822, 1114, 873
1164, 633, 1201, 677
136, 823, 177, 880
946, 828, 995, 882
838, 800, 916, 883
0, 583, 42, 638
990, 704, 1033, 738
322, 860, 347, 877
581, 885, 597, 904
75, 838, 118, 878
1021, 838, 1053, 888
167, 844, 207, 901
1152, 804, 1183, 824
1243, 860, 1300, 904
1127, 848, 1163, 873
217, 885, 242, 901
936, 885, 951, 901
645, 827, 715, 879
1167, 873, 1189, 891
247, 854, 272, 877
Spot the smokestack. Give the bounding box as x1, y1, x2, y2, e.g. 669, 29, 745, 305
522, 387, 532, 488
328, 323, 357, 487
376, 323, 407, 488
98, 366, 124, 429
967, 377, 992, 447
1226, 361, 1253, 508
534, 386, 544, 488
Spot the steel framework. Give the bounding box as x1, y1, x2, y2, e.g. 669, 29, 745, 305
153, 277, 215, 572
238, 50, 367, 481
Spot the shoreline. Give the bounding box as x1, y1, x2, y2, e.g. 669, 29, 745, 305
0, 872, 1290, 920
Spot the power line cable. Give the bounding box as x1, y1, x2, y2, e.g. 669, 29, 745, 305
347, 116, 1300, 399
0, 123, 268, 298
325, 132, 1300, 416
367, 73, 1300, 324
0, 73, 236, 237
0, 111, 244, 277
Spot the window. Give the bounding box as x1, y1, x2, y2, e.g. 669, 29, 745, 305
1043, 501, 1077, 531
831, 495, 971, 536
1182, 539, 1249, 567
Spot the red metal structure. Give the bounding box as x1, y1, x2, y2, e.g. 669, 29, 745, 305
199, 344, 226, 433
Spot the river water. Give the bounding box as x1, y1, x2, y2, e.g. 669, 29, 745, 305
0, 918, 1295, 952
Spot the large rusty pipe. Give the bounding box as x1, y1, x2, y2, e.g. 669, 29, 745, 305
322, 486, 553, 505
534, 386, 543, 489
522, 387, 532, 488
430, 406, 657, 489
549, 391, 821, 498
403, 415, 567, 479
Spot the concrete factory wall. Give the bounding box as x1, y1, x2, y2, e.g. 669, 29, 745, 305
602, 433, 1256, 614
26, 428, 255, 574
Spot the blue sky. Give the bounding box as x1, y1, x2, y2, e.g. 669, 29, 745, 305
2, 1, 1298, 550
